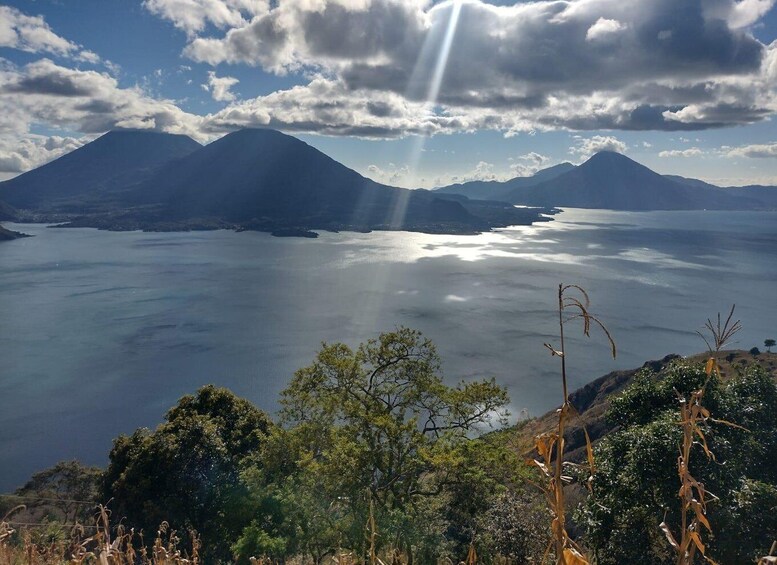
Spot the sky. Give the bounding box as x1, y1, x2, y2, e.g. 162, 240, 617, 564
1, 0, 777, 188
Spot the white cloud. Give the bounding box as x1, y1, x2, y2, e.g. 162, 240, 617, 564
709, 0, 777, 29
0, 59, 204, 141
0, 134, 90, 174
2, 0, 777, 181
461, 161, 498, 182
585, 18, 627, 41
0, 6, 101, 64
430, 160, 517, 187
658, 147, 704, 157
142, 0, 268, 36
199, 76, 475, 138
77, 50, 101, 64
0, 6, 76, 56
724, 142, 777, 158
510, 152, 550, 177
171, 0, 776, 134
570, 135, 627, 159
202, 71, 240, 101
366, 163, 410, 185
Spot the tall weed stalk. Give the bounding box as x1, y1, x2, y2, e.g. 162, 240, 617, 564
660, 306, 744, 565
0, 503, 200, 565
532, 284, 615, 565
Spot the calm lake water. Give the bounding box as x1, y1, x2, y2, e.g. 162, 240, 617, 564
1, 209, 776, 490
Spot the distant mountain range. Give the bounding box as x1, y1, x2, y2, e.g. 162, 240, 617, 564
436, 162, 576, 201
1, 129, 776, 241
436, 151, 777, 211
0, 129, 549, 236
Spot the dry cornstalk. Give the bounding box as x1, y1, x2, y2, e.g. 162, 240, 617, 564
660, 306, 745, 565
531, 284, 615, 565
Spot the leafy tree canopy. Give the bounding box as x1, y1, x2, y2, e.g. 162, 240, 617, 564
6, 461, 102, 525
236, 328, 512, 563
580, 361, 777, 564
103, 385, 273, 562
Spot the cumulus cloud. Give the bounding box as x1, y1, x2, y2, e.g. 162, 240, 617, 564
173, 0, 775, 134
197, 76, 483, 138
142, 0, 268, 36
585, 17, 627, 41
3, 0, 777, 181
202, 71, 240, 101
510, 152, 550, 176
708, 0, 777, 29
0, 135, 90, 173
724, 142, 777, 158
570, 135, 627, 158
658, 147, 704, 157
367, 163, 410, 185
429, 161, 514, 187
0, 59, 203, 140
458, 161, 498, 182
0, 6, 101, 63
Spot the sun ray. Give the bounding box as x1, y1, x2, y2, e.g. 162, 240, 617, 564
387, 0, 464, 230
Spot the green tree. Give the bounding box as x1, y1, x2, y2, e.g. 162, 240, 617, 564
8, 461, 102, 525
579, 361, 777, 564
270, 327, 510, 562
765, 338, 775, 353
103, 385, 273, 562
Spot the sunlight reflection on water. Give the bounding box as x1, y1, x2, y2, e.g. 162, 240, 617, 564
1, 208, 776, 491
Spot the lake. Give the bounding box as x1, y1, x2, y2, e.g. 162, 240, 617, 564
1, 209, 776, 491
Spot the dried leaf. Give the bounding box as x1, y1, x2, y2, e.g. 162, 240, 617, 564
562, 547, 590, 565
690, 531, 706, 555
583, 426, 596, 474
660, 521, 680, 550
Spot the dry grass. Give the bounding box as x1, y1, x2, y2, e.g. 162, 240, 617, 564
1, 504, 200, 565
530, 284, 616, 565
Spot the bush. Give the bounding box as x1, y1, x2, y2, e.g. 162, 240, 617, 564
580, 362, 777, 564
103, 385, 273, 562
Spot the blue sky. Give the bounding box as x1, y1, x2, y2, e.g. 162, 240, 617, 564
2, 0, 777, 187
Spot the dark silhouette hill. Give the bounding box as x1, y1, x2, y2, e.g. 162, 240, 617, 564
0, 130, 202, 212
435, 162, 575, 200
0, 200, 17, 221
502, 151, 762, 210
0, 128, 548, 235
129, 128, 533, 232
725, 185, 777, 208
436, 152, 776, 210
656, 175, 777, 209
0, 224, 29, 241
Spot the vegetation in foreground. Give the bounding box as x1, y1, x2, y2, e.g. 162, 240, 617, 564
2, 308, 777, 564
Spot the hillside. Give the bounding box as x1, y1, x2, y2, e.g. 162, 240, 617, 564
0, 200, 17, 221
727, 184, 777, 208
0, 224, 29, 241
435, 162, 575, 200
505, 151, 764, 210
513, 349, 777, 462
0, 130, 202, 212
436, 152, 777, 210
59, 129, 551, 234
133, 128, 478, 229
